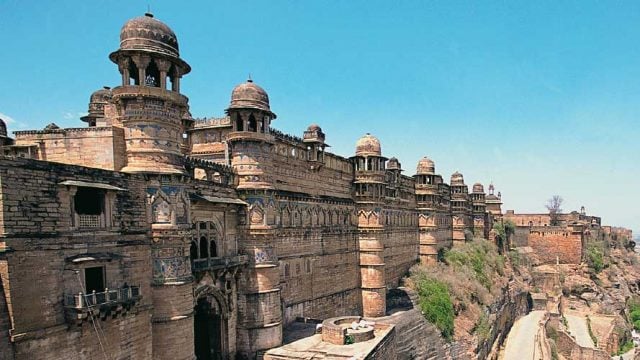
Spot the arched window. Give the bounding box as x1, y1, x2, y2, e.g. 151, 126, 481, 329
209, 239, 217, 258
190, 241, 198, 261
235, 114, 244, 131
199, 236, 208, 259
248, 114, 257, 132
128, 60, 139, 85
145, 60, 160, 87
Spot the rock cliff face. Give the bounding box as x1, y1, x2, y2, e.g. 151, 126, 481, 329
380, 285, 532, 360
376, 289, 450, 360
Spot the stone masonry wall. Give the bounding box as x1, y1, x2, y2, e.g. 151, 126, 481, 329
528, 227, 582, 264
0, 274, 14, 359
14, 127, 126, 171
0, 157, 153, 360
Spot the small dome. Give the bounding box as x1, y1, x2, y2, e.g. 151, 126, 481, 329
472, 183, 484, 193
82, 87, 112, 123
119, 13, 179, 57
0, 118, 7, 137
416, 157, 435, 175
387, 157, 401, 170
451, 171, 465, 185
355, 133, 381, 156
303, 123, 325, 143
228, 79, 273, 115
89, 86, 113, 104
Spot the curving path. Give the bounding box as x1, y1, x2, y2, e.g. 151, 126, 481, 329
502, 310, 546, 360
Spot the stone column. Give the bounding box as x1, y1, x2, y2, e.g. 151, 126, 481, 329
155, 59, 172, 90
172, 67, 182, 92
118, 57, 130, 86
133, 55, 151, 86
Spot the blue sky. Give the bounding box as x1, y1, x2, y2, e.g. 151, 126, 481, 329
1, 1, 639, 235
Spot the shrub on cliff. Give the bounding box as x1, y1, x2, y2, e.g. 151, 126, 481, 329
629, 302, 640, 330
586, 243, 604, 273
414, 276, 455, 341
443, 238, 504, 289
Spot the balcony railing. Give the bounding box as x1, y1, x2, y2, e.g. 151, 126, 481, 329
191, 255, 248, 272
65, 285, 141, 310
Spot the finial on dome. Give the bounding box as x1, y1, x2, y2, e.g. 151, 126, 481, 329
247, 74, 253, 83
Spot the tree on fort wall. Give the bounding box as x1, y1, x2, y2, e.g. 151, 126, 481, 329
545, 195, 563, 226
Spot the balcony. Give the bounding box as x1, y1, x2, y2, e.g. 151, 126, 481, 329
191, 255, 248, 273
64, 285, 141, 324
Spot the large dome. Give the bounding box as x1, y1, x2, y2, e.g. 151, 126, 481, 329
228, 79, 273, 115
416, 157, 435, 175
119, 13, 179, 57
355, 133, 381, 157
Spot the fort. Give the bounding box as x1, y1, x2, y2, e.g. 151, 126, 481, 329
0, 13, 634, 360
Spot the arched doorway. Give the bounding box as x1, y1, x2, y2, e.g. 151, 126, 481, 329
193, 286, 228, 360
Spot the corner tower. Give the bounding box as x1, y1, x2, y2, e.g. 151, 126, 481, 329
352, 134, 387, 317
109, 13, 192, 174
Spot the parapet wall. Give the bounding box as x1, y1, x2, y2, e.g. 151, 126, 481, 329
556, 329, 609, 360
14, 126, 126, 171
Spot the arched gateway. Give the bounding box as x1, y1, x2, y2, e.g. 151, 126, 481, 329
193, 285, 229, 360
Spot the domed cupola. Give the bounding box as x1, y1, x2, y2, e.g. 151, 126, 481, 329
228, 79, 275, 116
416, 157, 435, 175
351, 133, 387, 200
119, 13, 179, 57
0, 117, 13, 146
387, 157, 401, 170
303, 123, 326, 163
451, 171, 465, 186
226, 79, 276, 134
471, 182, 486, 213
81, 86, 113, 126
108, 13, 193, 174
355, 133, 382, 157
110, 12, 190, 91
0, 117, 7, 138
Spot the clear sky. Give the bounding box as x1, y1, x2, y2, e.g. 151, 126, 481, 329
1, 1, 639, 235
